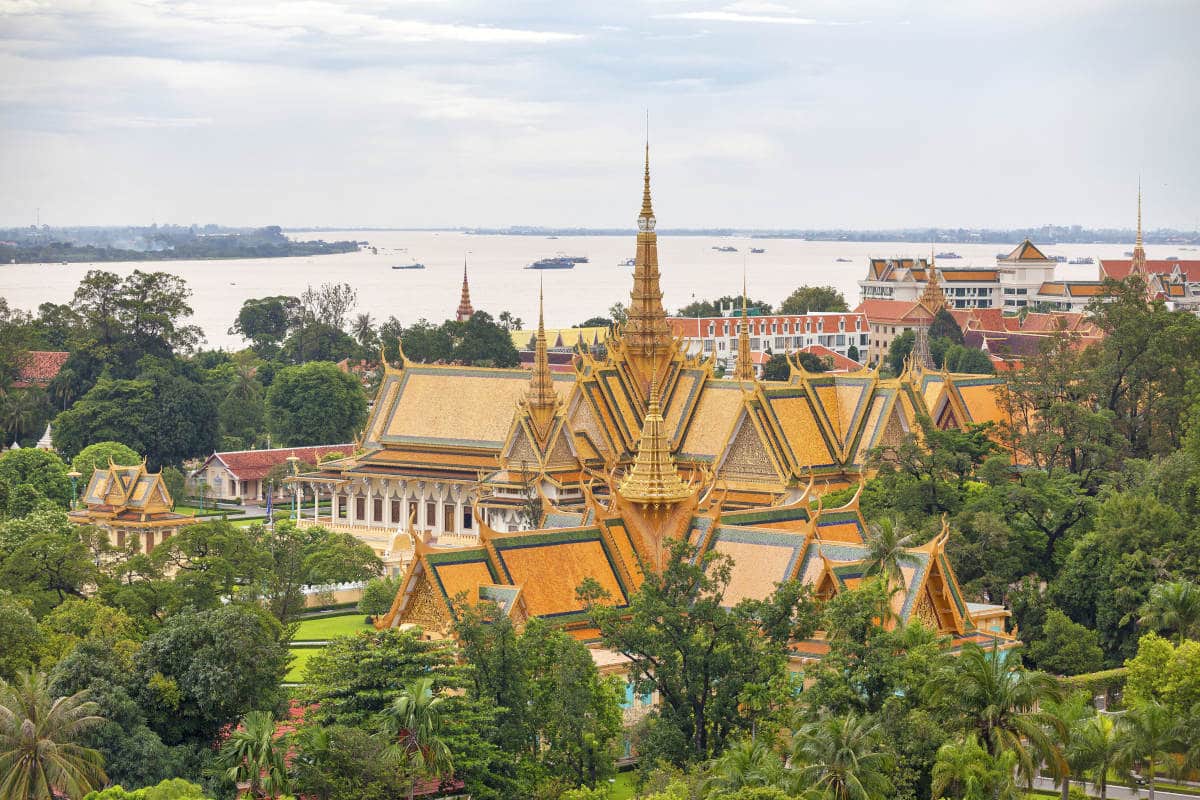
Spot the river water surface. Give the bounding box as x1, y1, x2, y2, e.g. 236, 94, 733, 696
0, 231, 1166, 349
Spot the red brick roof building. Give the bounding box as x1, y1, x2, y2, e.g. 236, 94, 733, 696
12, 351, 69, 388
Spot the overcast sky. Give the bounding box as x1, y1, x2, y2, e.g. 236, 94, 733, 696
1, 0, 1197, 230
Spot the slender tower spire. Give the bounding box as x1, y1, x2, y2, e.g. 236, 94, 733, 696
1130, 179, 1147, 276
619, 368, 692, 509
527, 274, 558, 440
456, 258, 475, 321
734, 266, 755, 381
624, 136, 673, 387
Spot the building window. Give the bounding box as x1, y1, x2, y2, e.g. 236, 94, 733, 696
116, 530, 125, 549
355, 497, 365, 520
463, 506, 473, 529
703, 340, 714, 352
373, 498, 383, 522
444, 504, 456, 532
391, 500, 401, 524
426, 502, 437, 528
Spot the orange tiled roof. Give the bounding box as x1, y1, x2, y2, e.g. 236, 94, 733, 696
940, 270, 999, 282
854, 299, 932, 324
1002, 239, 1051, 262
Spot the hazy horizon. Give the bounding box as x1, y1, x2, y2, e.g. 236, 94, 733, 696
2, 1, 1197, 231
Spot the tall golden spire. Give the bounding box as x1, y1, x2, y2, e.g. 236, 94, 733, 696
734, 267, 755, 381
917, 246, 948, 314
527, 274, 558, 439
619, 369, 692, 508
456, 258, 475, 321
1131, 179, 1147, 275
624, 137, 673, 386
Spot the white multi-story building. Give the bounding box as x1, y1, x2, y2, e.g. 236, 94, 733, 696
668, 311, 869, 375
857, 240, 1059, 311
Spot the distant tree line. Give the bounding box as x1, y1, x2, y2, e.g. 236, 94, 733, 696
0, 225, 358, 264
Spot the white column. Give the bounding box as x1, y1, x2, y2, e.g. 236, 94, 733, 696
347, 488, 357, 524
313, 486, 319, 521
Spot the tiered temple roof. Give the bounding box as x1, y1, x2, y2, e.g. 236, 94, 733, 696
71, 460, 197, 527
305, 145, 1014, 658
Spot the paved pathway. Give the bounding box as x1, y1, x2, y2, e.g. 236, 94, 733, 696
1032, 775, 1197, 800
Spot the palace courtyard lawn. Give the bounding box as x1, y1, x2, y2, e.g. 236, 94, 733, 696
292, 613, 374, 642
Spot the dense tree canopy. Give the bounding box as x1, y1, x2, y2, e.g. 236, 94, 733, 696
778, 285, 849, 314
265, 361, 367, 447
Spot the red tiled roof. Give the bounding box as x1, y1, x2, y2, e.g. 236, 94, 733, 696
950, 308, 1005, 332
12, 351, 69, 388
668, 312, 867, 338
1099, 259, 1200, 281
854, 299, 932, 324
204, 444, 355, 480
798, 344, 864, 373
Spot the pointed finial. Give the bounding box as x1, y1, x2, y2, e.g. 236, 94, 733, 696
640, 121, 655, 223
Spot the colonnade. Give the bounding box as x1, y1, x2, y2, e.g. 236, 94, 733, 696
298, 477, 477, 536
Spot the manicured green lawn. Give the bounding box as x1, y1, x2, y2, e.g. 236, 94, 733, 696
285, 648, 318, 683
609, 772, 636, 799
292, 613, 372, 642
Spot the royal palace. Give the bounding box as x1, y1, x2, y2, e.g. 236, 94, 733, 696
293, 147, 1016, 663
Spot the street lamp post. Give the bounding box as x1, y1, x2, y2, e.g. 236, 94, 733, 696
287, 455, 300, 525
67, 470, 81, 509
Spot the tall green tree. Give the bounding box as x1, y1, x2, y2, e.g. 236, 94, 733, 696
69, 442, 140, 476
380, 678, 454, 800
0, 448, 71, 508
779, 286, 848, 314
931, 643, 1064, 786
213, 710, 289, 799
580, 540, 818, 765
1070, 712, 1121, 800
265, 362, 367, 447
0, 670, 107, 800
788, 712, 893, 800
1115, 701, 1180, 800
134, 605, 288, 745
1139, 580, 1200, 644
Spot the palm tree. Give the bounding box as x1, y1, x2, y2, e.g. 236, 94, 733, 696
863, 516, 920, 584
931, 642, 1065, 787
0, 670, 107, 800
1042, 690, 1093, 800
931, 734, 990, 800
351, 313, 376, 348
1139, 580, 1200, 644
1, 390, 46, 443
380, 677, 454, 800
788, 712, 893, 800
215, 710, 290, 799
931, 734, 1021, 800
704, 737, 784, 794
1115, 701, 1181, 800
1071, 712, 1121, 800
